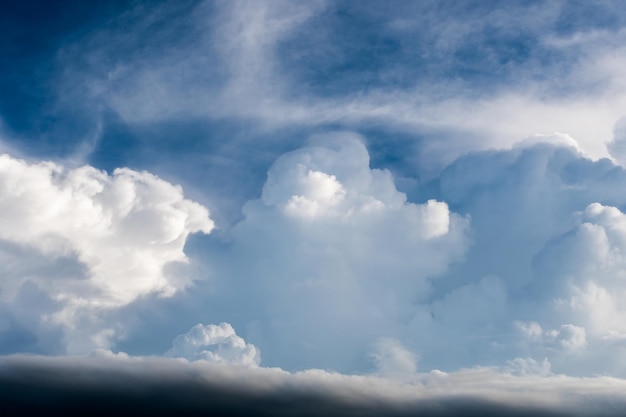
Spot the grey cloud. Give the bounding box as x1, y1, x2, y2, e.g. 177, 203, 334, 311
0, 353, 624, 416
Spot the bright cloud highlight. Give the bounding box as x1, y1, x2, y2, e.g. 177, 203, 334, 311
0, 154, 213, 353
205, 133, 468, 370
165, 322, 260, 367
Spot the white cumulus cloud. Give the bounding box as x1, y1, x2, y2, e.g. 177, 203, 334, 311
206, 133, 469, 371
165, 322, 260, 367
0, 154, 214, 353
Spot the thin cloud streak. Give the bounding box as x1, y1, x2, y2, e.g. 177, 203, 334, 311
60, 0, 626, 163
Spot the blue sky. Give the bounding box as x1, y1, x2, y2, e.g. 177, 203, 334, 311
3, 0, 626, 414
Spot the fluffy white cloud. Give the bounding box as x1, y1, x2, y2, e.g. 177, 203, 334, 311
165, 322, 260, 367
514, 202, 626, 373
554, 324, 588, 353
12, 0, 626, 381
104, 138, 626, 376
206, 133, 468, 371
0, 154, 214, 353
416, 141, 626, 375
11, 132, 626, 377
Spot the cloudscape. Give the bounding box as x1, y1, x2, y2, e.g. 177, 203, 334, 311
3, 0, 626, 415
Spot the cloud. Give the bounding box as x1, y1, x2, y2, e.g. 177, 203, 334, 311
165, 322, 260, 367
555, 325, 588, 353
9, 0, 624, 251
203, 133, 468, 371
607, 116, 626, 165
519, 201, 626, 373
48, 0, 626, 169
504, 357, 552, 377
370, 337, 418, 380
1, 353, 626, 416
101, 135, 626, 376
0, 153, 213, 353
8, 133, 626, 377
399, 141, 626, 374
8, 0, 626, 386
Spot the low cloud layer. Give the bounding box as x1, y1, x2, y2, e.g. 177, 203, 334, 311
1, 353, 625, 416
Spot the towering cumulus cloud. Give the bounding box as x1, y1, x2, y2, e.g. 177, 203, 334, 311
522, 202, 626, 374
207, 133, 468, 370
417, 139, 626, 375
0, 154, 214, 353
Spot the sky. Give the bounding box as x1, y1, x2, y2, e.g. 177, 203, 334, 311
3, 0, 626, 415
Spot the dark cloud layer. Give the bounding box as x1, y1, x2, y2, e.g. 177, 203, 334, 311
0, 354, 623, 417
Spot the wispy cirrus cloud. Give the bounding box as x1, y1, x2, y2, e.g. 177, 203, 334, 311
50, 0, 626, 165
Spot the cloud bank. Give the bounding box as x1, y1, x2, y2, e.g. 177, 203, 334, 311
1, 353, 625, 416
5, 133, 626, 379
